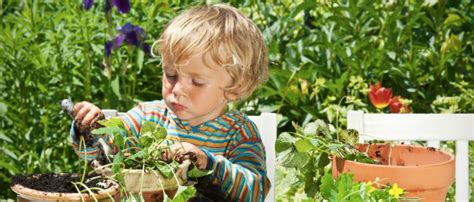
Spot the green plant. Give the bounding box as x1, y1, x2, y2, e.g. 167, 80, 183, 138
291, 122, 375, 164
276, 119, 378, 200
0, 0, 471, 200
91, 117, 210, 201
320, 171, 409, 202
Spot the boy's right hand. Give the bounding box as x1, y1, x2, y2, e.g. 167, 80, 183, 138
73, 101, 104, 131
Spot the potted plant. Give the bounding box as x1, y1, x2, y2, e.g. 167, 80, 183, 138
11, 160, 120, 201
331, 143, 454, 202
292, 121, 454, 201
90, 117, 211, 201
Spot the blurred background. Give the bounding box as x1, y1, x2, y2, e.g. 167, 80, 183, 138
0, 0, 472, 200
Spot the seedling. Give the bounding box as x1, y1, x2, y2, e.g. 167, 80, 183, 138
91, 117, 211, 200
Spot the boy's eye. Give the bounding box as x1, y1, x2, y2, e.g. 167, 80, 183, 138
192, 80, 205, 87
165, 74, 177, 80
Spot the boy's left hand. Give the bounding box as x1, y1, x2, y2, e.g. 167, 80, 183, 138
163, 142, 208, 170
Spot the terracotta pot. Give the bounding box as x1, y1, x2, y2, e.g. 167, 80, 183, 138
332, 144, 454, 202
11, 180, 120, 202
122, 169, 180, 201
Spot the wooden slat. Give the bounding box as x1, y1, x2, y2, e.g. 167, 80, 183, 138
249, 113, 277, 202
456, 140, 469, 201
356, 113, 473, 141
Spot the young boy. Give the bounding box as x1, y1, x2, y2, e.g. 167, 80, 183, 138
70, 4, 270, 201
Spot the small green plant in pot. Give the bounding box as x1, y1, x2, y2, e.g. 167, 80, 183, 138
91, 117, 211, 201
292, 119, 453, 201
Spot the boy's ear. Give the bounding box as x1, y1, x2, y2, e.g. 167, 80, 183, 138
224, 83, 245, 101
224, 90, 241, 101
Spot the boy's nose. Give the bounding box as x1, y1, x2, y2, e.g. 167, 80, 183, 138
171, 80, 187, 97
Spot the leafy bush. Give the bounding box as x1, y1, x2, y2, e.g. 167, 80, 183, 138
0, 0, 472, 200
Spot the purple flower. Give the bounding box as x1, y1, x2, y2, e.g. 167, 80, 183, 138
83, 0, 94, 10
142, 44, 151, 55
104, 22, 151, 55
118, 22, 145, 46
105, 41, 114, 56
83, 0, 129, 14
112, 0, 130, 14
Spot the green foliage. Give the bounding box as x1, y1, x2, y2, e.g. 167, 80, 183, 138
0, 0, 472, 200
320, 171, 404, 202
276, 119, 377, 200
92, 118, 208, 201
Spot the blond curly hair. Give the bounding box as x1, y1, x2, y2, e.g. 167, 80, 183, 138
153, 4, 268, 99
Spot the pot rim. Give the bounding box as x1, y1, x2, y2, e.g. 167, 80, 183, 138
334, 143, 455, 168
11, 179, 119, 200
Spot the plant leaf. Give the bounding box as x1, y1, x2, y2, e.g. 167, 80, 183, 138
295, 138, 314, 153
320, 171, 335, 200
91, 126, 122, 136
171, 186, 196, 202
97, 117, 124, 128
188, 166, 212, 178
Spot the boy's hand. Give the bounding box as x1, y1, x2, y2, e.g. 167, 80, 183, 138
163, 142, 208, 170
73, 101, 104, 130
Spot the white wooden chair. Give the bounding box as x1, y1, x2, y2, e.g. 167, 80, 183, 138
102, 110, 277, 202
347, 110, 474, 201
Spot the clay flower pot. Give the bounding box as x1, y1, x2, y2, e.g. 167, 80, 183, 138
332, 144, 454, 202
122, 169, 180, 201
11, 173, 120, 201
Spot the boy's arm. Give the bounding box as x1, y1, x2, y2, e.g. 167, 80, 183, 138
69, 104, 147, 160
69, 121, 117, 160
204, 122, 270, 201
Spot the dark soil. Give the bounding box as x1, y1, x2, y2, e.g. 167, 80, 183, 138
11, 173, 114, 193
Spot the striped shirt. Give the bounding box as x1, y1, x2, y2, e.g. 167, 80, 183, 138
70, 100, 270, 201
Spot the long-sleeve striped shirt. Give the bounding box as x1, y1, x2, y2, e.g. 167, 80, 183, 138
70, 100, 270, 201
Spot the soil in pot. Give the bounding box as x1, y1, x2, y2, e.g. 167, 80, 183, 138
11, 173, 119, 201
332, 144, 455, 202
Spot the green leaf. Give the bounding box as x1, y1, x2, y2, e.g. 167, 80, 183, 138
444, 13, 462, 28
112, 152, 123, 174
137, 48, 144, 73
278, 149, 309, 168
0, 102, 7, 116
318, 152, 330, 168
91, 126, 122, 136
0, 160, 19, 173
141, 121, 158, 134
153, 127, 167, 140
155, 161, 174, 178
0, 131, 12, 143
320, 171, 335, 200
111, 76, 121, 99
97, 117, 124, 128
295, 139, 314, 153
275, 132, 296, 152
127, 150, 145, 161
114, 133, 125, 149
140, 132, 154, 148
141, 121, 167, 140
171, 186, 196, 202
188, 166, 212, 178
336, 173, 354, 201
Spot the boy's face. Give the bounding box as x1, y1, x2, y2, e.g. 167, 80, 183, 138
162, 54, 235, 126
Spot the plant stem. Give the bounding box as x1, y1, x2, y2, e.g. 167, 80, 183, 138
72, 182, 99, 202
335, 96, 347, 141
72, 183, 86, 202
79, 136, 88, 184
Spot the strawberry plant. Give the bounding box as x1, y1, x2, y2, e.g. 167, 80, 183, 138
320, 171, 408, 202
